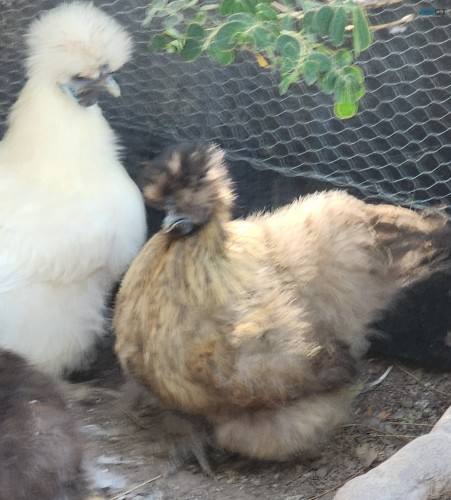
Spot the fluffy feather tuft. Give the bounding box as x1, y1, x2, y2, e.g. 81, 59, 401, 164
141, 142, 235, 223
26, 2, 132, 83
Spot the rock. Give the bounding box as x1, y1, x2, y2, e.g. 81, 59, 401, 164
355, 443, 378, 468
334, 405, 451, 500
400, 397, 414, 408
316, 466, 329, 479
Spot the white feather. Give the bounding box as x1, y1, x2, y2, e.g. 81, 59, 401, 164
0, 3, 146, 376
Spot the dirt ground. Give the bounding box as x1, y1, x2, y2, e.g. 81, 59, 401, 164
65, 345, 451, 500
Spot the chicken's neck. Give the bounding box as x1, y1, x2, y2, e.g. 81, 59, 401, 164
157, 204, 234, 308
1, 80, 119, 183
170, 204, 231, 255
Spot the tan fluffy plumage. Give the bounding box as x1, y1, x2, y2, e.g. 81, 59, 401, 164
0, 3, 146, 376
114, 143, 450, 460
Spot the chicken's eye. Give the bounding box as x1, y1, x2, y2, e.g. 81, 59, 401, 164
99, 64, 111, 75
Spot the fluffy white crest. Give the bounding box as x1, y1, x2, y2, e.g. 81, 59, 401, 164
25, 2, 132, 84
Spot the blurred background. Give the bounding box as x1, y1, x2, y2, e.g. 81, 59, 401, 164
0, 0, 449, 234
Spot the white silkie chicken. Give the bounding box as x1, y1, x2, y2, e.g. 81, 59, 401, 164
0, 2, 146, 377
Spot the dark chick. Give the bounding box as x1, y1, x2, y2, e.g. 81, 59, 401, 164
0, 350, 86, 500
114, 143, 451, 461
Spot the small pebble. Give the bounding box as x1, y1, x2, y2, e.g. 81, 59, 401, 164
316, 466, 329, 479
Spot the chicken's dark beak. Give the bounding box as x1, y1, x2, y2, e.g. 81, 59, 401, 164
63, 74, 121, 107
162, 211, 194, 235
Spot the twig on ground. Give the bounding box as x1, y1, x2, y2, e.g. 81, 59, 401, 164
342, 423, 418, 439
308, 469, 366, 499
369, 433, 417, 440
397, 365, 451, 398
343, 421, 433, 428
109, 474, 164, 500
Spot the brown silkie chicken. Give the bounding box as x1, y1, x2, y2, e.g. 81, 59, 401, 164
0, 349, 86, 499
114, 143, 451, 462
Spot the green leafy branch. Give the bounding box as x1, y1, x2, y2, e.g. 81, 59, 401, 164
144, 0, 374, 118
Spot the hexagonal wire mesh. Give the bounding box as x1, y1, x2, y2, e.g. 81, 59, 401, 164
0, 0, 449, 213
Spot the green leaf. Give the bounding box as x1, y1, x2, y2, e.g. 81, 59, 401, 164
166, 39, 184, 53
208, 43, 235, 65
303, 60, 320, 85
334, 101, 358, 119
165, 26, 184, 39
149, 33, 171, 51
315, 44, 329, 55
297, 0, 322, 12
251, 24, 278, 50
306, 52, 331, 72
334, 74, 350, 103
142, 0, 169, 26
339, 67, 366, 100
302, 10, 315, 34
341, 65, 365, 84
214, 20, 251, 50
276, 34, 301, 61
355, 81, 365, 101
334, 71, 363, 104
181, 24, 206, 62
165, 0, 187, 13
279, 57, 295, 75
319, 69, 338, 94
281, 15, 295, 32
193, 11, 208, 24
256, 3, 278, 21
200, 3, 220, 10
279, 73, 298, 94
329, 6, 346, 46
352, 6, 372, 55
163, 13, 183, 29
184, 0, 199, 8
334, 48, 353, 67
313, 5, 334, 37
186, 23, 205, 40
219, 0, 257, 15
228, 12, 256, 25
181, 38, 203, 61
277, 34, 302, 75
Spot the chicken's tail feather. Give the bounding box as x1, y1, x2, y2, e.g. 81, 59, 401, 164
369, 205, 451, 285
368, 204, 451, 371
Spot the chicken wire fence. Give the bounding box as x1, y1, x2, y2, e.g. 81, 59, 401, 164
0, 0, 450, 214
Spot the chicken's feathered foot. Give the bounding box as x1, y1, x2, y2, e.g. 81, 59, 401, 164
163, 411, 214, 476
